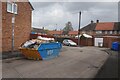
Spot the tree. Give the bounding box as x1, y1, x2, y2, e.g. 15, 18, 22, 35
63, 21, 73, 35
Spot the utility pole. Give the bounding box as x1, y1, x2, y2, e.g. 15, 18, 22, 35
78, 11, 81, 47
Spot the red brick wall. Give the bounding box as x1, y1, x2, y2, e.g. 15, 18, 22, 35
2, 2, 32, 52
103, 37, 120, 48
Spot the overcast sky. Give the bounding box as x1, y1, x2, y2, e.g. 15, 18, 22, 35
29, 1, 119, 30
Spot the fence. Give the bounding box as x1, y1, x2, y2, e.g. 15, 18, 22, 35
103, 36, 120, 48
30, 33, 94, 46
56, 37, 94, 46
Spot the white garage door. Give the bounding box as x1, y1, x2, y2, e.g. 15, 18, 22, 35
94, 38, 103, 46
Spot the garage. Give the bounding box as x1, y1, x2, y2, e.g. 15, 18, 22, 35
94, 38, 103, 47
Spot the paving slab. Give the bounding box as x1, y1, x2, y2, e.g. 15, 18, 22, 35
2, 46, 109, 78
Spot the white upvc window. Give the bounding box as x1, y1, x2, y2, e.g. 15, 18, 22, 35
105, 31, 108, 34
119, 31, 120, 34
7, 1, 18, 14
109, 31, 113, 34
12, 3, 18, 14
114, 31, 117, 34
96, 31, 102, 34
7, 2, 12, 13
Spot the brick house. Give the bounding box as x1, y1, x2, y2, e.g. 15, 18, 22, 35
48, 30, 63, 37
1, 0, 34, 52
95, 22, 120, 36
68, 31, 78, 37
81, 20, 120, 37
48, 30, 79, 38
81, 20, 120, 47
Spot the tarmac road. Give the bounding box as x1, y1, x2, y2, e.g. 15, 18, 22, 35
2, 46, 109, 78
94, 50, 119, 78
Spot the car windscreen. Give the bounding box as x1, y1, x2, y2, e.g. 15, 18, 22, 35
68, 40, 74, 43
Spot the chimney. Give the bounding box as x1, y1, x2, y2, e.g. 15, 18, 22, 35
91, 20, 94, 24
96, 20, 99, 23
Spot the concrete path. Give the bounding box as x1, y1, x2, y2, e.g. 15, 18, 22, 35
2, 46, 109, 78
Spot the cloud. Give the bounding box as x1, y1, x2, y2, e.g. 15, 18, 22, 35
29, 0, 119, 2
31, 2, 118, 30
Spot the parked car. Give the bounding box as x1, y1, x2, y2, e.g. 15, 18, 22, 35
63, 39, 77, 46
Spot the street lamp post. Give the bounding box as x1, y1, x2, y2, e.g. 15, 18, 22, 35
55, 24, 57, 41
78, 11, 81, 47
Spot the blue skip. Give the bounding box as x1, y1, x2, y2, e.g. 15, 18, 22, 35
111, 42, 120, 51
38, 42, 62, 60
19, 42, 62, 60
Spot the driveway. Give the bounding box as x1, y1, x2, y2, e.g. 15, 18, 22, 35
2, 46, 109, 78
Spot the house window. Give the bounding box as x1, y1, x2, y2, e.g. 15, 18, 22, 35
96, 31, 102, 34
114, 31, 117, 34
105, 31, 108, 34
109, 31, 113, 34
119, 31, 120, 34
7, 1, 18, 14
7, 2, 12, 13
13, 3, 18, 14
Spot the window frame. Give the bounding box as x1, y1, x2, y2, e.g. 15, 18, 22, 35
12, 3, 18, 14
109, 31, 113, 34
114, 31, 117, 34
7, 1, 18, 14
105, 31, 108, 34
7, 2, 12, 13
96, 31, 102, 34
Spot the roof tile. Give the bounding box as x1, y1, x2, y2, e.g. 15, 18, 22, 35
48, 31, 63, 35
95, 22, 114, 30
68, 31, 78, 35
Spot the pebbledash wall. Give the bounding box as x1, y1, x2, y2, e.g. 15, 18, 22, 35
2, 1, 33, 52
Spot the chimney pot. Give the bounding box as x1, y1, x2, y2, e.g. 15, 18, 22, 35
91, 20, 94, 23
96, 20, 99, 23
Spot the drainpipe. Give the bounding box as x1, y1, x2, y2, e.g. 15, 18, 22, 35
11, 1, 16, 54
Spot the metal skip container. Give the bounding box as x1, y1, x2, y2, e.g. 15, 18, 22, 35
19, 42, 62, 60
38, 42, 62, 60
19, 36, 62, 60
111, 42, 120, 51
